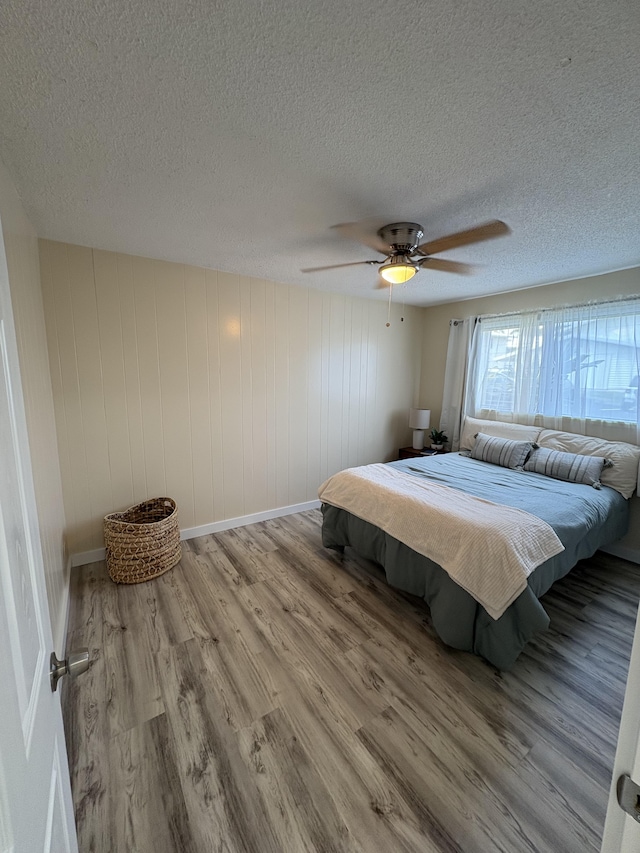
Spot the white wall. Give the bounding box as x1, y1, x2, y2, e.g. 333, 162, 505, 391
0, 162, 69, 654
39, 241, 423, 557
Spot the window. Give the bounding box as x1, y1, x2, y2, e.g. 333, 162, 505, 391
467, 298, 640, 425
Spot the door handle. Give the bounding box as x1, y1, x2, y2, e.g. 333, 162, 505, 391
50, 648, 90, 692
617, 774, 640, 823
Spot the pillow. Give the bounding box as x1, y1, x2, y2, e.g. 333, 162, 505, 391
524, 446, 611, 489
470, 433, 537, 469
460, 417, 542, 452
537, 430, 640, 499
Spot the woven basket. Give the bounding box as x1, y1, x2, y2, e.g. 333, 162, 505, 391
104, 497, 181, 584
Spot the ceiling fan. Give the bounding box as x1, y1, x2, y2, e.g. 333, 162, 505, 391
302, 219, 511, 287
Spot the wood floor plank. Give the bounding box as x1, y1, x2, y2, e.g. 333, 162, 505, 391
519, 633, 627, 726
341, 584, 440, 656
585, 640, 635, 681
106, 713, 195, 853
230, 521, 281, 554
260, 652, 436, 853
207, 526, 275, 585
358, 706, 528, 853
184, 535, 247, 590
67, 561, 166, 740
523, 738, 607, 837
176, 547, 268, 654
237, 707, 358, 853
262, 565, 371, 654
261, 516, 362, 598
346, 637, 533, 768
195, 634, 280, 732
62, 510, 640, 853
157, 638, 281, 852
442, 650, 617, 789
361, 701, 601, 853
393, 672, 605, 850
137, 567, 195, 652
107, 581, 165, 737
236, 580, 388, 731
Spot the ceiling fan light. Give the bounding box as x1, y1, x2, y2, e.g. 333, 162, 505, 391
379, 258, 418, 284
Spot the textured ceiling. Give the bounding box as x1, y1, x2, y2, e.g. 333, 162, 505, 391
0, 0, 638, 306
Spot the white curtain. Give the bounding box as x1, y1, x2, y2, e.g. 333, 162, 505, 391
439, 317, 476, 450
465, 298, 640, 445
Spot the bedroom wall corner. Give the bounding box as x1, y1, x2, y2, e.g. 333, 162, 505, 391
39, 242, 423, 558
0, 159, 70, 653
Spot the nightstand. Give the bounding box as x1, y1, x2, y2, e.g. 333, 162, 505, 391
398, 447, 439, 460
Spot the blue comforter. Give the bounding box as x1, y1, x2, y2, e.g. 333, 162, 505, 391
321, 453, 629, 669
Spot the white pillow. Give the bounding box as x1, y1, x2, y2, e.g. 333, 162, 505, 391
537, 430, 640, 499
460, 417, 542, 452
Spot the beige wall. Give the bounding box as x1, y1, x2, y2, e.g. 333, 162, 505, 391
40, 241, 423, 556
420, 267, 640, 427
0, 163, 69, 653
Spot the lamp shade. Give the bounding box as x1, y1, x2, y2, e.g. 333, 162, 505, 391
409, 408, 431, 430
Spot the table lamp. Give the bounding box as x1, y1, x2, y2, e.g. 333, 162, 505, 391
409, 408, 431, 450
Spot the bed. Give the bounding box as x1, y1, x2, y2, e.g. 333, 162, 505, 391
320, 421, 638, 669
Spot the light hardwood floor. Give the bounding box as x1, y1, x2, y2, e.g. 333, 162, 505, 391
63, 510, 640, 852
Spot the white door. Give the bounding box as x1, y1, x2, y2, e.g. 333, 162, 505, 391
601, 604, 640, 852
0, 224, 78, 850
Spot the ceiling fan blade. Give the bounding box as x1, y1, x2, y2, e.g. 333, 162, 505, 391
301, 260, 382, 273
418, 257, 475, 275
418, 220, 510, 256
331, 220, 390, 255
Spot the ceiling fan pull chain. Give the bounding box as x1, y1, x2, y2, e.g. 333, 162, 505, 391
386, 283, 393, 327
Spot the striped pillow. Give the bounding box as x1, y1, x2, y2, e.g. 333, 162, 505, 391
524, 447, 612, 489
470, 433, 536, 469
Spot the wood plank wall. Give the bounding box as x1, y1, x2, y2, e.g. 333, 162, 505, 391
39, 241, 422, 556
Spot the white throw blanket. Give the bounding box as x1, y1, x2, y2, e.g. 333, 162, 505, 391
318, 464, 564, 620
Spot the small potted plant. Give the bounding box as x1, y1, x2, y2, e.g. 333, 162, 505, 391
429, 428, 448, 451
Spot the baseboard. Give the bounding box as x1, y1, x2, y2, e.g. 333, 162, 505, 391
601, 542, 640, 565
71, 546, 106, 568
179, 500, 321, 540
70, 499, 322, 568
